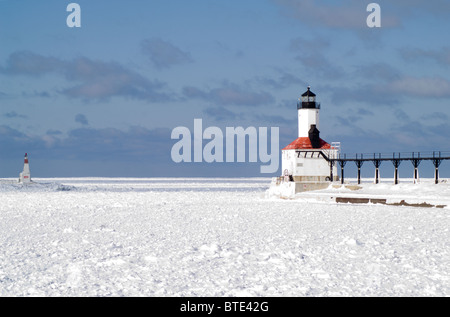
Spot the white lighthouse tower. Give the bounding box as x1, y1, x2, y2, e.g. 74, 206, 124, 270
19, 153, 31, 183
298, 86, 320, 138
281, 86, 339, 185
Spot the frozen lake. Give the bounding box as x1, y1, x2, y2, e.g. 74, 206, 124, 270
0, 178, 449, 296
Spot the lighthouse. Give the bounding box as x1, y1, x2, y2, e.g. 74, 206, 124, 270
19, 153, 31, 184
281, 86, 339, 184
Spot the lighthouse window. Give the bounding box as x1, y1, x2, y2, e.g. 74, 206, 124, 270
297, 163, 303, 167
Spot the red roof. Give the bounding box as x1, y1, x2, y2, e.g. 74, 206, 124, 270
282, 137, 331, 150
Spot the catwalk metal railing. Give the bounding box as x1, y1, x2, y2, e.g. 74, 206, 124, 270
317, 151, 450, 185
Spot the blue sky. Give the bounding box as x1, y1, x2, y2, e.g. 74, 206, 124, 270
1, 0, 450, 177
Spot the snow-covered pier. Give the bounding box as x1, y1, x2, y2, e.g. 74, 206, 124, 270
268, 177, 450, 208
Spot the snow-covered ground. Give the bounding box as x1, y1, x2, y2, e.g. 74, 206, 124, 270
0, 177, 448, 296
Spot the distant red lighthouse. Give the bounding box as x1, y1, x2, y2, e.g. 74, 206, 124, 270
19, 153, 31, 183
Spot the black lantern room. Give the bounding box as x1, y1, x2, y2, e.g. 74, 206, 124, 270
297, 86, 320, 109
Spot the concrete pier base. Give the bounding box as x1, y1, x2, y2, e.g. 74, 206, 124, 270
268, 178, 333, 199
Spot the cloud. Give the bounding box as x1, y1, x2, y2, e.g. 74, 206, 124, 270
334, 110, 375, 125
392, 108, 410, 121
0, 123, 282, 177
0, 51, 63, 76
354, 62, 401, 82
75, 114, 89, 125
387, 76, 450, 98
400, 47, 450, 67
0, 125, 44, 156
386, 0, 450, 17
28, 91, 51, 98
290, 37, 330, 52
277, 99, 292, 108
183, 82, 275, 106
0, 124, 184, 176
205, 107, 239, 121
62, 57, 171, 102
3, 111, 28, 119
420, 112, 449, 122
62, 126, 171, 161
46, 129, 63, 135
255, 114, 295, 127
141, 38, 193, 70
257, 70, 307, 89
389, 120, 436, 148
326, 83, 400, 106
0, 51, 173, 102
0, 124, 172, 162
329, 101, 450, 154
325, 72, 450, 109
289, 37, 344, 79
356, 108, 374, 116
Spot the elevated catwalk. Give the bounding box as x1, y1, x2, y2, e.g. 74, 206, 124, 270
322, 151, 450, 185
